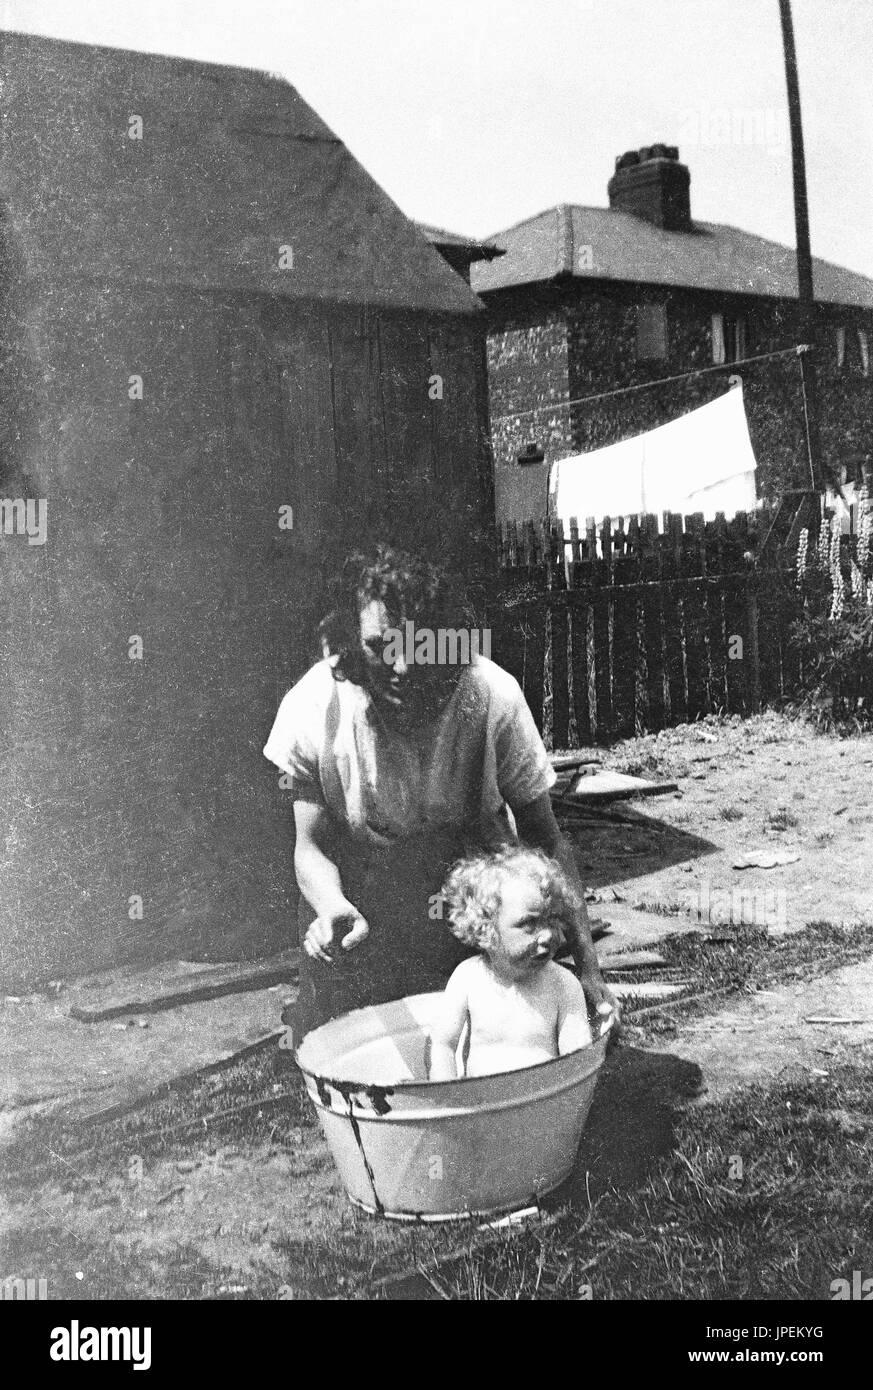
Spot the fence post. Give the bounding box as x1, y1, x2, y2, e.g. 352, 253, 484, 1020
568, 515, 581, 583
684, 512, 709, 719
731, 511, 761, 714
745, 582, 762, 714
550, 519, 569, 750
568, 516, 592, 745
594, 517, 614, 741
661, 512, 688, 722
611, 518, 637, 738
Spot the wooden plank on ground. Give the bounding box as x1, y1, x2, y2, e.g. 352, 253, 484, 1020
67, 951, 300, 1022
550, 752, 603, 771
601, 950, 668, 972
562, 770, 678, 801
612, 981, 688, 1000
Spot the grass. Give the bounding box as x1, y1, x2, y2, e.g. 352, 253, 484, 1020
718, 805, 744, 821
630, 897, 684, 917
410, 1063, 873, 1300
621, 919, 873, 1032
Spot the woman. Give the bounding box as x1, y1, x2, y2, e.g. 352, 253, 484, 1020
264, 545, 616, 1040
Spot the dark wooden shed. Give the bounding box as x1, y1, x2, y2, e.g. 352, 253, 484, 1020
0, 33, 491, 984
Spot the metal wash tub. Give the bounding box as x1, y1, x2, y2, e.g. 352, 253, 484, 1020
295, 991, 611, 1222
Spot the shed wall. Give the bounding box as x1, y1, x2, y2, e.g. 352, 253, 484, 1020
0, 282, 488, 984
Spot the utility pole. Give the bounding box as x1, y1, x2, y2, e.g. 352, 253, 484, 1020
778, 0, 831, 494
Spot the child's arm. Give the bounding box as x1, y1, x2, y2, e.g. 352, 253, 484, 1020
427, 967, 471, 1080
556, 969, 594, 1055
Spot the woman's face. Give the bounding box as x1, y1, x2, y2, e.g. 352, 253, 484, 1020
358, 598, 458, 730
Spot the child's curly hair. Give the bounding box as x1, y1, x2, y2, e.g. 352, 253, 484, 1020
442, 847, 581, 952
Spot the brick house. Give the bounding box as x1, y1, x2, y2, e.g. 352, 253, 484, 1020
470, 144, 873, 524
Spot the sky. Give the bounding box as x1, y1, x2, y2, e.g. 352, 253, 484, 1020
2, 0, 871, 278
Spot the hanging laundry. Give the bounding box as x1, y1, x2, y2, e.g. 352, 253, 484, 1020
549, 384, 759, 529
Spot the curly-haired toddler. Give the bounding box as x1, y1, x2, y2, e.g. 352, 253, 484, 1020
427, 847, 593, 1080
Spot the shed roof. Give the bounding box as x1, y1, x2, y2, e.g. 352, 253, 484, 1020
471, 204, 873, 311
0, 31, 481, 315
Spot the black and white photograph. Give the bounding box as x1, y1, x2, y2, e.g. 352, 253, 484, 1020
1, 0, 872, 1332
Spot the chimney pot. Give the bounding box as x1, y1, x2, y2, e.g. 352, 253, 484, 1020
608, 143, 691, 231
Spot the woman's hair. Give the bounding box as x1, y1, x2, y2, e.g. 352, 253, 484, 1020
442, 847, 581, 952
317, 543, 467, 685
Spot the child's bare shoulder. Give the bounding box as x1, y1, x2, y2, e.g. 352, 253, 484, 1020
551, 963, 588, 1007
445, 956, 483, 991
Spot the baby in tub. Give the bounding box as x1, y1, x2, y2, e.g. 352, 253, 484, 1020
427, 847, 593, 1080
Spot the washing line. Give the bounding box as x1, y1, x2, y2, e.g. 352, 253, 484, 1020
489, 343, 811, 424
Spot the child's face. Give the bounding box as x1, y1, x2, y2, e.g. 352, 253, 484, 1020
488, 875, 563, 980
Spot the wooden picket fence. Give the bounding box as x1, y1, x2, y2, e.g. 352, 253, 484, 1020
491, 501, 822, 747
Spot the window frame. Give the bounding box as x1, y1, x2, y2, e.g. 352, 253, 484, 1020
635, 301, 669, 363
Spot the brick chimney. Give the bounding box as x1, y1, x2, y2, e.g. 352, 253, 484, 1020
607, 144, 691, 231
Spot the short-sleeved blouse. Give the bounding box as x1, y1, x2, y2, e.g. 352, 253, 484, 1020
263, 654, 555, 844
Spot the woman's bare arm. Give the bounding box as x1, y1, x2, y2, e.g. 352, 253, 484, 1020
293, 801, 369, 960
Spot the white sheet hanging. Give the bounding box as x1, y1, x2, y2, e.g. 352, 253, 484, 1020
549, 385, 759, 527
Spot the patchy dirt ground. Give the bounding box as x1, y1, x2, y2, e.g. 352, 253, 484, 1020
642, 956, 873, 1103
567, 710, 873, 929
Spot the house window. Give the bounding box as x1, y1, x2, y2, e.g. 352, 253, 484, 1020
836, 326, 870, 377
712, 312, 746, 364
636, 303, 668, 361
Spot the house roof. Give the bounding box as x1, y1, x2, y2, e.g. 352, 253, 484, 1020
471, 204, 873, 311
417, 222, 505, 263
0, 31, 481, 315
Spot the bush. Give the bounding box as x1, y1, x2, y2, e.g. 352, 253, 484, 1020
788, 496, 873, 728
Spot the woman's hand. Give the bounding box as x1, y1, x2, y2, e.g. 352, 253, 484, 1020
293, 804, 369, 964
583, 977, 621, 1039
303, 904, 370, 963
